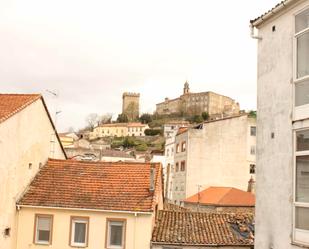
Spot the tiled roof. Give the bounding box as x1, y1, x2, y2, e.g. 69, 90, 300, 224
0, 94, 41, 123
176, 127, 188, 136
184, 187, 255, 207
251, 0, 297, 27
151, 211, 254, 246
18, 159, 162, 212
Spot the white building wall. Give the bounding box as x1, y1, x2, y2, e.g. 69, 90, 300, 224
0, 99, 65, 249
164, 136, 176, 200
171, 115, 256, 203
255, 1, 309, 248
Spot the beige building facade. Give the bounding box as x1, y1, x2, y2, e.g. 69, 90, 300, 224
156, 82, 240, 117
90, 122, 149, 139
122, 92, 140, 121
171, 114, 256, 204
0, 94, 66, 249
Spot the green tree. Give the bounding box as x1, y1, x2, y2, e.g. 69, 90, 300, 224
117, 113, 129, 123
201, 112, 209, 121
139, 113, 153, 124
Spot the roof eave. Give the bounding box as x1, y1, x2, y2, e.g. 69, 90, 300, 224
151, 241, 252, 247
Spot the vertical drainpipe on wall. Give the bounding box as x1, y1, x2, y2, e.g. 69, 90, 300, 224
133, 212, 137, 249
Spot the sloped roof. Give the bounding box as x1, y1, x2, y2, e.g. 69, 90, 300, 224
18, 159, 161, 212
251, 0, 298, 27
151, 210, 254, 246
184, 187, 255, 207
0, 94, 41, 123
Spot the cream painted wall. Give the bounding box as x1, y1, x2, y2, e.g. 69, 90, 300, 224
16, 207, 154, 249
0, 98, 65, 249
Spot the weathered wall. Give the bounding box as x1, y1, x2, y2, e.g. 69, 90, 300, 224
255, 1, 309, 248
0, 99, 65, 249
16, 207, 153, 249
184, 202, 254, 214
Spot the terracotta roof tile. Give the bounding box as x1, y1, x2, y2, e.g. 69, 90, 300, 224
151, 210, 254, 246
18, 159, 162, 212
0, 94, 41, 123
184, 187, 255, 207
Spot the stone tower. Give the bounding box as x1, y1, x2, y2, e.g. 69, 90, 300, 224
122, 92, 140, 121
183, 81, 190, 94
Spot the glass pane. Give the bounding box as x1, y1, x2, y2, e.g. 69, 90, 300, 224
296, 130, 309, 151
296, 8, 309, 33
110, 223, 123, 246
295, 80, 309, 106
296, 156, 309, 202
297, 33, 309, 78
295, 207, 309, 230
38, 217, 50, 231
74, 222, 86, 243
38, 230, 50, 242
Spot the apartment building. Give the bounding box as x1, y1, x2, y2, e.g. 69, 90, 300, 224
251, 0, 309, 247
171, 114, 256, 204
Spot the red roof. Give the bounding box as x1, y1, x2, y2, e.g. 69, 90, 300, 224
18, 159, 162, 212
152, 211, 254, 246
0, 94, 41, 123
184, 187, 255, 207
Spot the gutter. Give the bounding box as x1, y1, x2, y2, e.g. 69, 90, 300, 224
16, 204, 153, 215
151, 242, 252, 247
251, 0, 296, 28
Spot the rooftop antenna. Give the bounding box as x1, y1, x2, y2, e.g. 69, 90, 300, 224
46, 89, 61, 158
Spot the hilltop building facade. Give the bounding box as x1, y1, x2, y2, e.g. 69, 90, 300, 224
122, 92, 140, 121
156, 82, 240, 117
252, 0, 309, 248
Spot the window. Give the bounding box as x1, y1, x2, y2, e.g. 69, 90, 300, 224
106, 219, 126, 249
295, 8, 309, 120
250, 126, 256, 136
250, 164, 256, 174
176, 144, 180, 153
250, 146, 256, 155
294, 129, 309, 244
181, 142, 186, 152
176, 162, 179, 172
70, 217, 89, 247
180, 161, 186, 171
34, 214, 53, 245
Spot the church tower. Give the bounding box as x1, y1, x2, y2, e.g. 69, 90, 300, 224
183, 81, 190, 94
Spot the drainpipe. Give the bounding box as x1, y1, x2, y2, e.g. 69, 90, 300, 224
250, 24, 262, 40
133, 212, 137, 249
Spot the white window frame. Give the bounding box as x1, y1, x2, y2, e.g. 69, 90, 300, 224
106, 219, 126, 249
294, 6, 309, 120
293, 126, 309, 245
34, 214, 53, 245
70, 217, 89, 247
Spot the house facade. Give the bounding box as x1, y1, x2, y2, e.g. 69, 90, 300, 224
251, 0, 309, 247
90, 122, 149, 139
0, 94, 66, 249
16, 159, 163, 249
171, 114, 256, 204
156, 82, 240, 117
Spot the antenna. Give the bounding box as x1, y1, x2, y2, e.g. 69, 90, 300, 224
46, 89, 61, 158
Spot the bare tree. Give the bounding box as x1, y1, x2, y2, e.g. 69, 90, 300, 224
99, 113, 113, 125
125, 102, 139, 121
85, 113, 100, 131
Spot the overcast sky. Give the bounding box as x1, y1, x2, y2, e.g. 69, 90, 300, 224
0, 0, 279, 131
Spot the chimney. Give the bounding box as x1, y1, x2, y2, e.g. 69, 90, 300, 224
247, 176, 256, 194
150, 165, 156, 193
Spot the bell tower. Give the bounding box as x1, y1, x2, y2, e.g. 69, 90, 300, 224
183, 81, 190, 94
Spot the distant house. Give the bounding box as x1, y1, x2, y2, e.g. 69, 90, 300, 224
151, 210, 254, 249
101, 149, 136, 162
16, 159, 163, 249
58, 132, 77, 148
163, 121, 189, 138
184, 186, 255, 213
90, 122, 149, 139
0, 94, 66, 249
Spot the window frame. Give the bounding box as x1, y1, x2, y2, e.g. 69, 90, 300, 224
33, 214, 53, 245
105, 218, 126, 249
293, 127, 309, 245
180, 161, 186, 171
181, 141, 186, 152
69, 216, 89, 248
294, 6, 309, 120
